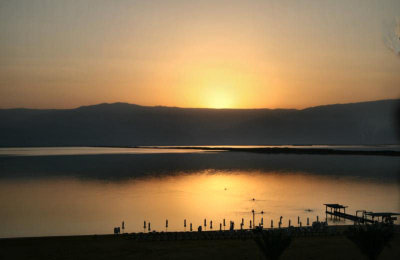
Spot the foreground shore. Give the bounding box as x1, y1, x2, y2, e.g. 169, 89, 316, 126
1, 229, 399, 260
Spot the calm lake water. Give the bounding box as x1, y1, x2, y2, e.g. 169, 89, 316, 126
0, 147, 399, 238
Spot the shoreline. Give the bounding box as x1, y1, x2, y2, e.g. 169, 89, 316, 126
2, 224, 399, 240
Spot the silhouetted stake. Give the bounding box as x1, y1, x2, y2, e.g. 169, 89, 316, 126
166, 219, 168, 232
261, 217, 264, 227
298, 216, 300, 225
148, 222, 151, 232
223, 219, 226, 230
143, 221, 146, 233
190, 223, 192, 232
184, 219, 186, 231
307, 217, 309, 226
242, 218, 244, 225
250, 220, 252, 229
289, 219, 291, 227
271, 220, 273, 228
210, 220, 213, 230
204, 218, 207, 231
122, 221, 125, 234
252, 210, 255, 229
317, 216, 319, 222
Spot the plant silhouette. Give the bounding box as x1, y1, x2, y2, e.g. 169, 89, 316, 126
254, 230, 292, 260
345, 223, 394, 260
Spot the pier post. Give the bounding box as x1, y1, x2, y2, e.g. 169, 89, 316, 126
190, 223, 192, 232
223, 219, 226, 230
271, 220, 273, 228
252, 210, 255, 229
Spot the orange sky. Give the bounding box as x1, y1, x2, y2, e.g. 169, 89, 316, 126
0, 0, 400, 109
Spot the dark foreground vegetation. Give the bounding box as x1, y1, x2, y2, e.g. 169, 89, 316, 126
1, 228, 399, 260
346, 223, 395, 260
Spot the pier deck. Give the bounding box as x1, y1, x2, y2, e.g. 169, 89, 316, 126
325, 210, 374, 223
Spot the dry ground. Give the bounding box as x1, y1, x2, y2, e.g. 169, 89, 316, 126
0, 233, 399, 260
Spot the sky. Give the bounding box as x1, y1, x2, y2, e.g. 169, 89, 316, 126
0, 0, 400, 109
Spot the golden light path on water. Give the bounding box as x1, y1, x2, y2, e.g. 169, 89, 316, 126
0, 170, 398, 238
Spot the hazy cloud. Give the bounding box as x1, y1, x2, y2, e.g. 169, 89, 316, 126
384, 18, 400, 57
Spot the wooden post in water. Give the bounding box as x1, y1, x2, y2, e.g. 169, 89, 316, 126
289, 219, 291, 227
184, 219, 186, 231
143, 221, 146, 233
204, 219, 207, 231
190, 223, 192, 232
250, 220, 252, 229
307, 217, 309, 226
223, 219, 226, 230
252, 210, 255, 230
271, 220, 273, 228
166, 219, 168, 232
148, 222, 151, 232
210, 220, 213, 230
122, 221, 125, 234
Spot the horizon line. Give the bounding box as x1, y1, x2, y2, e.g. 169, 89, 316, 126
0, 98, 399, 111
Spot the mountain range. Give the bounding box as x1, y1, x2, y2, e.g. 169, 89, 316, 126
0, 99, 399, 147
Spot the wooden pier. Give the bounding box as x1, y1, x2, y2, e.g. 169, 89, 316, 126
324, 204, 400, 224
324, 204, 375, 223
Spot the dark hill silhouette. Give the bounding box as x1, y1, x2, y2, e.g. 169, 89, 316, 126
0, 99, 398, 147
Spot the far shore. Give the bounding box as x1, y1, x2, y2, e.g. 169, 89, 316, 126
139, 145, 400, 156
1, 145, 399, 157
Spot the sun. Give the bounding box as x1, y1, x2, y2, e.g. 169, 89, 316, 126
206, 89, 235, 109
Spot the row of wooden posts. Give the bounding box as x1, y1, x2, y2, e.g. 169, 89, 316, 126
127, 210, 320, 233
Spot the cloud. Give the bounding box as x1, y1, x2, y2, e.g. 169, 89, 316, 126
384, 18, 400, 57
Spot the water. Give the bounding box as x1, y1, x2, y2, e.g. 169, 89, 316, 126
0, 147, 399, 238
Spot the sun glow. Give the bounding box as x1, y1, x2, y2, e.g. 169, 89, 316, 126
206, 88, 235, 109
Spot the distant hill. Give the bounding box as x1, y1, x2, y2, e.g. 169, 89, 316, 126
0, 99, 399, 147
